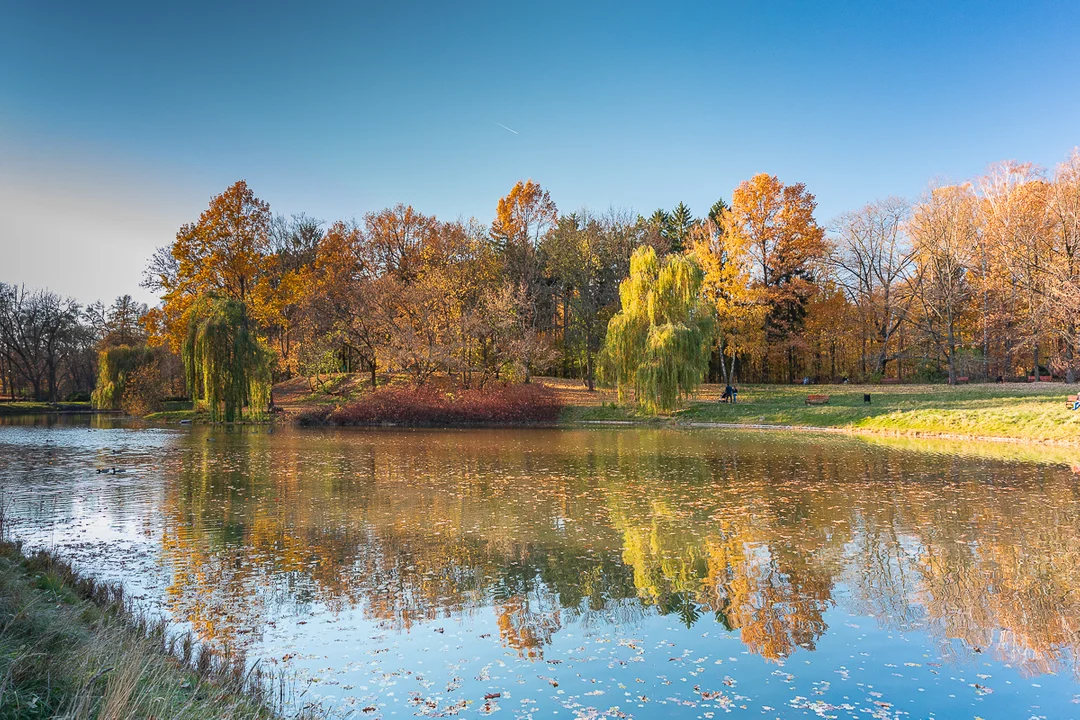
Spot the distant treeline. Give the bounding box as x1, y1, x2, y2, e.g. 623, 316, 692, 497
3, 149, 1079, 403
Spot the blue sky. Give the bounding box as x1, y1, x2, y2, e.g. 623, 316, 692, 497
2, 1, 1079, 304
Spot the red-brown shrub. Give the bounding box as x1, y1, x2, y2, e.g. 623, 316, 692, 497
309, 383, 563, 426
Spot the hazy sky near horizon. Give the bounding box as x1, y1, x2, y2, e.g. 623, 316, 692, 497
2, 1, 1079, 306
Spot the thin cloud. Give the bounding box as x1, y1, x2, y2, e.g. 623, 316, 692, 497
493, 121, 519, 135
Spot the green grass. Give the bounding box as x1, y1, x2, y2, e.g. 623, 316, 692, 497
0, 534, 321, 719
569, 383, 1080, 444
0, 401, 92, 416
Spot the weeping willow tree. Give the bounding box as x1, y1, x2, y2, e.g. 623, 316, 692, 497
182, 297, 272, 422
598, 246, 714, 413
91, 345, 154, 410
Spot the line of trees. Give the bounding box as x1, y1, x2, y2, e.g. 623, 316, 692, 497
5, 148, 1078, 405
688, 153, 1080, 385
140, 180, 678, 395
0, 288, 150, 402
824, 155, 1080, 384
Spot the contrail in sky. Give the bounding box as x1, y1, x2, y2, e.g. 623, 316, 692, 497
493, 121, 519, 135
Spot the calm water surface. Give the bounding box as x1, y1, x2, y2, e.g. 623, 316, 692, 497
1, 416, 1079, 719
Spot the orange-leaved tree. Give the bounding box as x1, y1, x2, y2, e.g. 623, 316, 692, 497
143, 180, 272, 352
725, 174, 827, 382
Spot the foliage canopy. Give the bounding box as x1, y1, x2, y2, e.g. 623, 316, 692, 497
182, 297, 272, 422
91, 345, 154, 411
599, 246, 714, 412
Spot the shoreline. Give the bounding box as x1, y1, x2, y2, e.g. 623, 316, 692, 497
7, 408, 1078, 448
581, 418, 1080, 447
6, 380, 1077, 449
0, 530, 319, 719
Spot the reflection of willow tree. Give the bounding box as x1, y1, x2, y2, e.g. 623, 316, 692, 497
159, 427, 1080, 675
600, 440, 844, 660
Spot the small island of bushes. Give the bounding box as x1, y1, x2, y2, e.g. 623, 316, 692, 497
296, 382, 562, 427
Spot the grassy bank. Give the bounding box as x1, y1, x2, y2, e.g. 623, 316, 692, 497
560, 381, 1080, 444
0, 401, 93, 416
0, 525, 317, 718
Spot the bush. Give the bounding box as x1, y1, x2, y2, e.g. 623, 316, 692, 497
91, 345, 154, 410
305, 383, 563, 426
121, 359, 166, 416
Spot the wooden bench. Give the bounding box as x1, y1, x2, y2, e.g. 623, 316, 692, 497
956, 376, 969, 384
805, 394, 830, 405
881, 378, 900, 384
1067, 395, 1079, 409
1029, 375, 1054, 382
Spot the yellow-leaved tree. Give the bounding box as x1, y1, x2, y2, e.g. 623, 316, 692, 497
688, 215, 764, 385
599, 246, 714, 413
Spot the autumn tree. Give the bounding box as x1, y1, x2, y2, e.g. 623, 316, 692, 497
375, 218, 479, 385
829, 198, 915, 377
437, 218, 500, 386
1047, 150, 1080, 382
491, 180, 557, 294
482, 281, 558, 384
256, 213, 323, 374
726, 174, 827, 381
978, 163, 1056, 381
599, 246, 714, 412
144, 180, 271, 351
302, 220, 384, 387
543, 210, 640, 389
909, 184, 979, 384
688, 213, 763, 385
365, 204, 440, 282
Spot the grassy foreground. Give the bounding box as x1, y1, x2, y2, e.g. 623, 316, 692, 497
557, 381, 1080, 444
0, 527, 317, 719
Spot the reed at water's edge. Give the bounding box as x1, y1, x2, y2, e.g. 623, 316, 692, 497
0, 503, 326, 720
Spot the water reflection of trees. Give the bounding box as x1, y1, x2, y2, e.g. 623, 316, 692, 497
159, 428, 1080, 675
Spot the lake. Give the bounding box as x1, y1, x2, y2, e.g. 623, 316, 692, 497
1, 416, 1079, 719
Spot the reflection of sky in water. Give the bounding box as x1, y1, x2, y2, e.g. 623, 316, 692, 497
1, 417, 1079, 718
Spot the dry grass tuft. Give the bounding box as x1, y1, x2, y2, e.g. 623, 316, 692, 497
0, 502, 326, 720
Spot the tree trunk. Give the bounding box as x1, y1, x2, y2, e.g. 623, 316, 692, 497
1067, 328, 1077, 384
981, 289, 990, 381
946, 322, 956, 385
